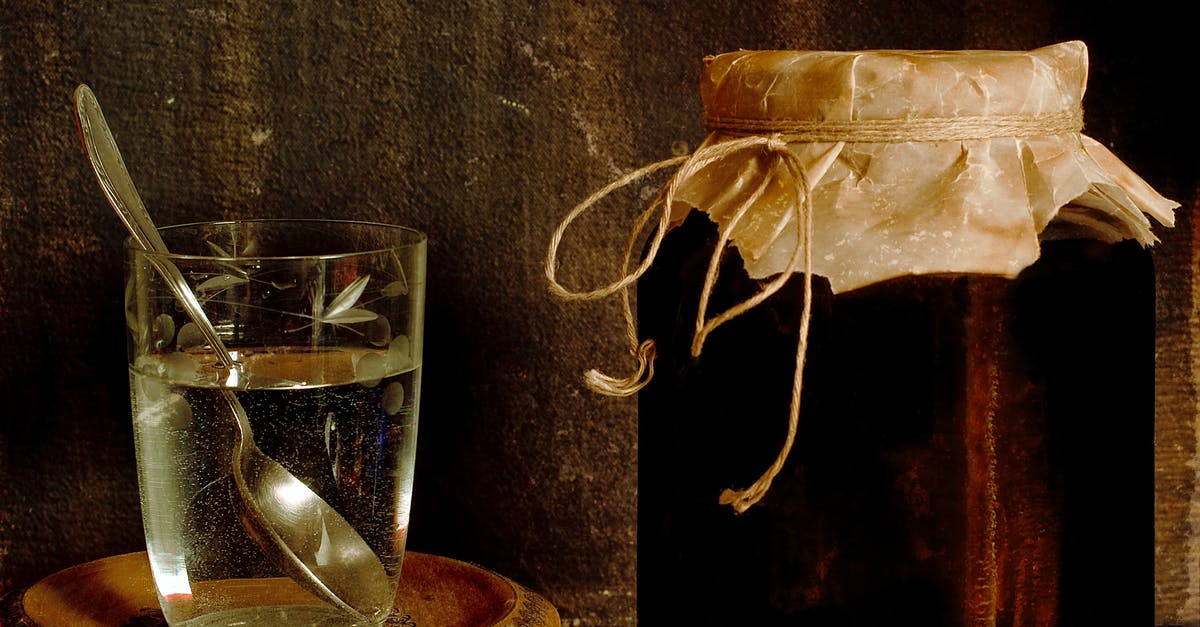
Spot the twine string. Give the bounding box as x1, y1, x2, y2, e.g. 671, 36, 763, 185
545, 155, 686, 396
718, 152, 815, 513
546, 133, 815, 511
705, 109, 1083, 142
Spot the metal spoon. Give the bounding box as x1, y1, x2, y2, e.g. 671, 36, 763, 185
73, 84, 394, 621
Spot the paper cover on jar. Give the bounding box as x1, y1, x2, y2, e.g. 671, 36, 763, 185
669, 41, 1176, 293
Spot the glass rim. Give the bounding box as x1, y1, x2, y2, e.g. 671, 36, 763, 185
124, 218, 427, 262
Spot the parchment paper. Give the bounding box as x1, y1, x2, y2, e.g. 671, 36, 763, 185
669, 41, 1177, 292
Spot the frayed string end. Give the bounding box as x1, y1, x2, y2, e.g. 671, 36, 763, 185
584, 339, 657, 397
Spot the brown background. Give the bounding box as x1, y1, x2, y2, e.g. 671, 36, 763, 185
1, 1, 1196, 625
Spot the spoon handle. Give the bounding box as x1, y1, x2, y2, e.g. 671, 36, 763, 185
73, 85, 236, 373
73, 85, 167, 253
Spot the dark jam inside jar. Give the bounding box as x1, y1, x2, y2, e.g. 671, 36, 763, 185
637, 212, 1153, 627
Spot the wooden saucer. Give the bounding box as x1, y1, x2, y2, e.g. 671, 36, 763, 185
2, 551, 559, 627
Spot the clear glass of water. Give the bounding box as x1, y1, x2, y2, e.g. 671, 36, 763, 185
125, 219, 425, 626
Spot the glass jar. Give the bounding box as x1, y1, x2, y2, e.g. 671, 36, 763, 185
638, 215, 1155, 626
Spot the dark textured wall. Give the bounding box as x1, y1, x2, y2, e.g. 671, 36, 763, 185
1, 2, 1196, 625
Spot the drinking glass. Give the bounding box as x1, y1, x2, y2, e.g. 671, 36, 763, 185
125, 219, 425, 626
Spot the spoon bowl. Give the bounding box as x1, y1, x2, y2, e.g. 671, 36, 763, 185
225, 393, 394, 618
73, 84, 394, 621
